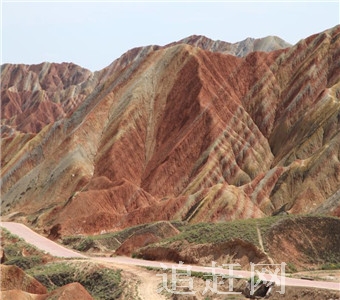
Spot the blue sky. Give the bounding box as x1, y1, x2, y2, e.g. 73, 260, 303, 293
2, 1, 339, 71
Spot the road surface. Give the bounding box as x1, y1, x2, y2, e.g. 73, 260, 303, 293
1, 222, 85, 258
1, 221, 340, 293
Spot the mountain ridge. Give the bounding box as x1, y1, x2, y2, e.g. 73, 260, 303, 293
1, 25, 339, 236
0, 33, 292, 137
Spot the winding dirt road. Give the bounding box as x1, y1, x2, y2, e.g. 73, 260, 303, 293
1, 221, 340, 297
1, 222, 85, 258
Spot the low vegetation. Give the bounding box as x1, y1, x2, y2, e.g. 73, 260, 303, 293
61, 217, 284, 254
2, 215, 339, 299
155, 216, 287, 250
27, 261, 122, 300
321, 262, 340, 270
1, 227, 123, 300
62, 223, 154, 252
130, 215, 340, 274
62, 221, 185, 253
4, 255, 43, 270
1, 227, 47, 270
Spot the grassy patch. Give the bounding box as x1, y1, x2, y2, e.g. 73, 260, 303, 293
320, 263, 340, 270
4, 255, 43, 270
286, 262, 298, 273
158, 216, 287, 250
27, 261, 122, 300
1, 227, 122, 299
75, 237, 96, 251
61, 223, 151, 252
62, 221, 187, 252
1, 228, 42, 255
1, 227, 21, 241
1, 227, 48, 268
27, 262, 75, 289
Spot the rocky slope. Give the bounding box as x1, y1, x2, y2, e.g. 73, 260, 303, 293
169, 34, 291, 56
0, 35, 290, 137
1, 26, 339, 236
1, 264, 47, 294
0, 264, 94, 300
1, 63, 93, 135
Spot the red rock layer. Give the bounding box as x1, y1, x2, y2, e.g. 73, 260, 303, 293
1, 26, 339, 235
0, 264, 47, 294
1, 63, 94, 135
0, 267, 94, 300
0, 34, 290, 136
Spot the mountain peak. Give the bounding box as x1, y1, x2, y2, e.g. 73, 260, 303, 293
1, 26, 339, 235
168, 34, 291, 57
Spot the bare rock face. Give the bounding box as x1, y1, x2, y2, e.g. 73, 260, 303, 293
0, 35, 289, 137
0, 282, 94, 300
45, 282, 94, 300
0, 290, 46, 300
0, 265, 94, 300
266, 216, 340, 269
0, 63, 94, 135
1, 26, 340, 235
0, 264, 47, 294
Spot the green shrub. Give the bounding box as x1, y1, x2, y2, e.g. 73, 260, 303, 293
61, 236, 82, 245
286, 262, 298, 273
75, 238, 95, 251
80, 268, 122, 300
321, 263, 340, 270
4, 255, 42, 270
162, 216, 284, 249
248, 274, 262, 285
27, 262, 122, 300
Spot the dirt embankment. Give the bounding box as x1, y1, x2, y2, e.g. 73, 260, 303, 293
266, 216, 340, 270
136, 216, 340, 272
138, 238, 270, 268
268, 286, 340, 300
0, 264, 94, 300
116, 221, 179, 256
1, 264, 47, 294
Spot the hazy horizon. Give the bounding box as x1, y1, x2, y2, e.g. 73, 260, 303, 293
2, 1, 339, 71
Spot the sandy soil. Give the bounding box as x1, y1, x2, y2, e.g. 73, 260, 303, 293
92, 259, 165, 300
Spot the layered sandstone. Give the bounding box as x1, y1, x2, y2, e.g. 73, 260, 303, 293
0, 35, 290, 137
0, 63, 94, 135
1, 26, 339, 235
